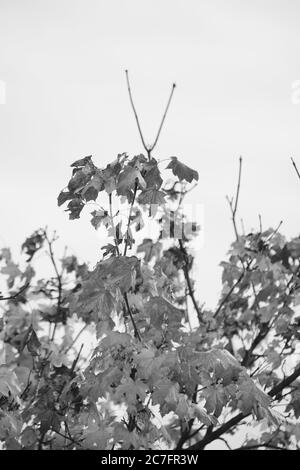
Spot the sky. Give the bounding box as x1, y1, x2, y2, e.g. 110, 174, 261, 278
0, 0, 300, 308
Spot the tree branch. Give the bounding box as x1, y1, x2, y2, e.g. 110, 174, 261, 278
44, 230, 63, 341
178, 239, 203, 323
226, 156, 243, 241
123, 182, 138, 256
291, 157, 300, 180
0, 282, 29, 301
186, 363, 300, 450
150, 83, 176, 152
123, 292, 142, 342
125, 70, 176, 159
125, 70, 149, 155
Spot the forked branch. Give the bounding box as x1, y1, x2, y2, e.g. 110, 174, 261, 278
125, 70, 176, 158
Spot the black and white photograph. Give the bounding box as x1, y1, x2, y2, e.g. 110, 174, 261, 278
0, 0, 300, 455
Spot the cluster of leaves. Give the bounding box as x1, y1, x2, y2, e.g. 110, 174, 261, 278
1, 151, 300, 451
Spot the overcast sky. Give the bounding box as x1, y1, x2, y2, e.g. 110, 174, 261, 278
1, 0, 300, 307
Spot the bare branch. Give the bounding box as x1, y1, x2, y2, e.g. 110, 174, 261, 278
150, 83, 176, 152
291, 157, 300, 180
227, 156, 243, 240
125, 70, 176, 159
125, 70, 148, 154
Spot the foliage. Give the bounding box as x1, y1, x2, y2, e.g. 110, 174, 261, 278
1, 149, 300, 451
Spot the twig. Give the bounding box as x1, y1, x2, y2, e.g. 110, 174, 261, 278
123, 292, 142, 342
226, 156, 243, 241
150, 83, 176, 152
70, 344, 84, 374
178, 240, 203, 323
258, 214, 262, 233
0, 282, 29, 301
44, 230, 63, 341
125, 70, 176, 159
123, 182, 138, 256
108, 193, 120, 256
213, 270, 245, 318
291, 157, 300, 180
125, 70, 148, 154
63, 324, 88, 354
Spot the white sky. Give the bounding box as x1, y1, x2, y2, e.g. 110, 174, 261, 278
0, 0, 300, 307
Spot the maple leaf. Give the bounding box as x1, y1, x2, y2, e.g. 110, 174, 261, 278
0, 367, 21, 397
166, 157, 199, 183
70, 155, 93, 167
143, 158, 163, 189
144, 296, 184, 328
65, 198, 85, 219
57, 190, 73, 207
137, 239, 162, 262
117, 166, 146, 200
82, 173, 104, 201
90, 209, 109, 230
26, 329, 41, 356
1, 261, 22, 288
236, 374, 271, 416
94, 256, 139, 294
138, 188, 166, 206
201, 384, 228, 418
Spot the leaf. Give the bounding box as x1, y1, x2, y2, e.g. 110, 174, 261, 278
70, 155, 93, 167
117, 166, 146, 199
57, 190, 73, 207
90, 209, 109, 230
137, 239, 162, 262
94, 256, 139, 294
1, 261, 22, 287
0, 367, 21, 397
143, 159, 163, 189
27, 329, 41, 356
68, 169, 92, 193
138, 189, 166, 206
201, 384, 228, 418
166, 157, 199, 183
65, 198, 85, 219
82, 173, 104, 201
144, 296, 184, 328
236, 374, 271, 416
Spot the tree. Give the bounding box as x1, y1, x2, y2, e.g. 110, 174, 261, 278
0, 73, 300, 451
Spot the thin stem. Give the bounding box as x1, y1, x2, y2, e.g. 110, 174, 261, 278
108, 193, 120, 256
0, 282, 29, 301
125, 70, 148, 153
63, 324, 88, 354
291, 157, 300, 180
123, 292, 142, 342
44, 230, 63, 342
258, 214, 262, 233
213, 270, 245, 318
179, 240, 203, 323
125, 70, 176, 159
123, 182, 138, 256
227, 156, 243, 241
150, 83, 176, 152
